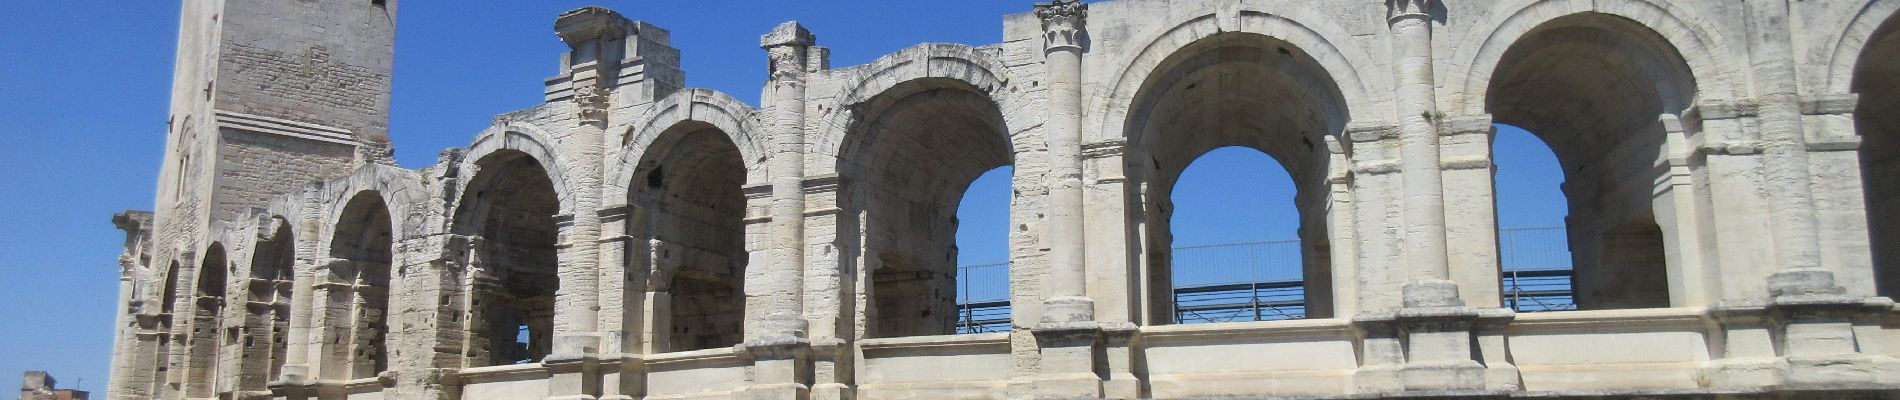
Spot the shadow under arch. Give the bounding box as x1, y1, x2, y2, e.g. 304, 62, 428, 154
1483, 12, 1702, 310
836, 77, 1012, 338
184, 242, 229, 398
451, 149, 562, 366
328, 191, 393, 378
625, 119, 750, 352
1855, 11, 1900, 297
1124, 30, 1350, 324
237, 217, 296, 390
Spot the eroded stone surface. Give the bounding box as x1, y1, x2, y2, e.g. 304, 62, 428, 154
106, 1, 1900, 399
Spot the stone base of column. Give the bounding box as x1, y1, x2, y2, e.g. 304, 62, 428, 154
544, 350, 601, 400
1353, 280, 1501, 393
1042, 296, 1096, 324
809, 338, 853, 400
1767, 268, 1897, 388
1099, 322, 1141, 400
740, 336, 813, 400
1031, 321, 1104, 399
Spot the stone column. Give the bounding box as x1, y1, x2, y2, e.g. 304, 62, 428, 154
1037, 0, 1095, 325
741, 21, 819, 400
1742, 0, 1893, 386
105, 256, 140, 400
1368, 0, 1490, 392
1387, 0, 1456, 303
1028, 2, 1105, 399
759, 21, 815, 341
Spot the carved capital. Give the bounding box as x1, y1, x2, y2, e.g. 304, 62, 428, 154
1386, 0, 1433, 23
761, 21, 817, 81
1035, 0, 1088, 52
574, 85, 609, 127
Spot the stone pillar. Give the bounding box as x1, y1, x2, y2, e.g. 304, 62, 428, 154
1387, 0, 1455, 301
1743, 0, 1894, 387
742, 21, 820, 400
1029, 2, 1105, 399
1366, 0, 1489, 392
307, 259, 354, 381
1036, 0, 1095, 325
760, 21, 816, 341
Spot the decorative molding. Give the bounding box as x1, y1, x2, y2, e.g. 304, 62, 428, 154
1035, 0, 1087, 52
214, 111, 356, 146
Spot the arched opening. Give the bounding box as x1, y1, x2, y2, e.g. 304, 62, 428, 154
1492, 125, 1577, 311
842, 78, 1012, 338
185, 244, 228, 398
154, 261, 181, 395
330, 193, 392, 377
630, 122, 748, 352
1858, 15, 1900, 297
1127, 32, 1346, 324
954, 166, 1012, 333
1167, 147, 1305, 323
1485, 14, 1697, 310
454, 151, 561, 365
239, 222, 296, 389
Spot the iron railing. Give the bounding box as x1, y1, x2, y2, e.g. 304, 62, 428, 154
953, 226, 1577, 331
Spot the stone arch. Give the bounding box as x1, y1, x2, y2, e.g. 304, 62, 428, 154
621, 104, 754, 352
1094, 8, 1386, 145
1117, 26, 1354, 323
320, 165, 425, 246
1848, 8, 1900, 295
815, 43, 1020, 174
326, 191, 393, 378
608, 88, 766, 207
184, 242, 229, 398
234, 215, 296, 391
1451, 0, 1734, 115
1825, 0, 1900, 95
831, 63, 1015, 337
1475, 9, 1706, 310
462, 123, 575, 216
451, 145, 564, 365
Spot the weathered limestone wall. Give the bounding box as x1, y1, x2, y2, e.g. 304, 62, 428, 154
109, 1, 1900, 399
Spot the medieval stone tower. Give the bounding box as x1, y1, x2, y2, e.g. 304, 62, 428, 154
111, 1, 396, 399
109, 1, 1900, 399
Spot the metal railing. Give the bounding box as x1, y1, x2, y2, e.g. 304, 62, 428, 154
953, 226, 1578, 331
956, 262, 1012, 334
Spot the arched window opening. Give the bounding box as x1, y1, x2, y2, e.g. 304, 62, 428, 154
954, 166, 1012, 334
239, 222, 296, 389
631, 123, 748, 352
330, 193, 393, 377
185, 244, 228, 398
1166, 147, 1306, 323
152, 261, 181, 395
1493, 125, 1577, 312
1126, 32, 1345, 324
455, 152, 560, 365
1858, 16, 1900, 297
1485, 14, 1694, 310
843, 79, 1012, 338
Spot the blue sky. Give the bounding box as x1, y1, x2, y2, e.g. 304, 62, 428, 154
0, 1, 1566, 394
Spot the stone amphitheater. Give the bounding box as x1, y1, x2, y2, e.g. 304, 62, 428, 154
106, 0, 1900, 399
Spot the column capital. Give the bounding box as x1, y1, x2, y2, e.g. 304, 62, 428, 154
761, 21, 818, 81
1385, 0, 1435, 24
1035, 0, 1088, 52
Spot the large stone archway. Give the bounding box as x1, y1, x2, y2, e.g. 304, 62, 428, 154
453, 151, 562, 366
627, 120, 750, 352
1481, 12, 1701, 310
1124, 31, 1349, 323
1857, 12, 1900, 297
838, 77, 1012, 338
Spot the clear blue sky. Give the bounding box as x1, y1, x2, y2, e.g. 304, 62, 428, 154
0, 1, 1565, 394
